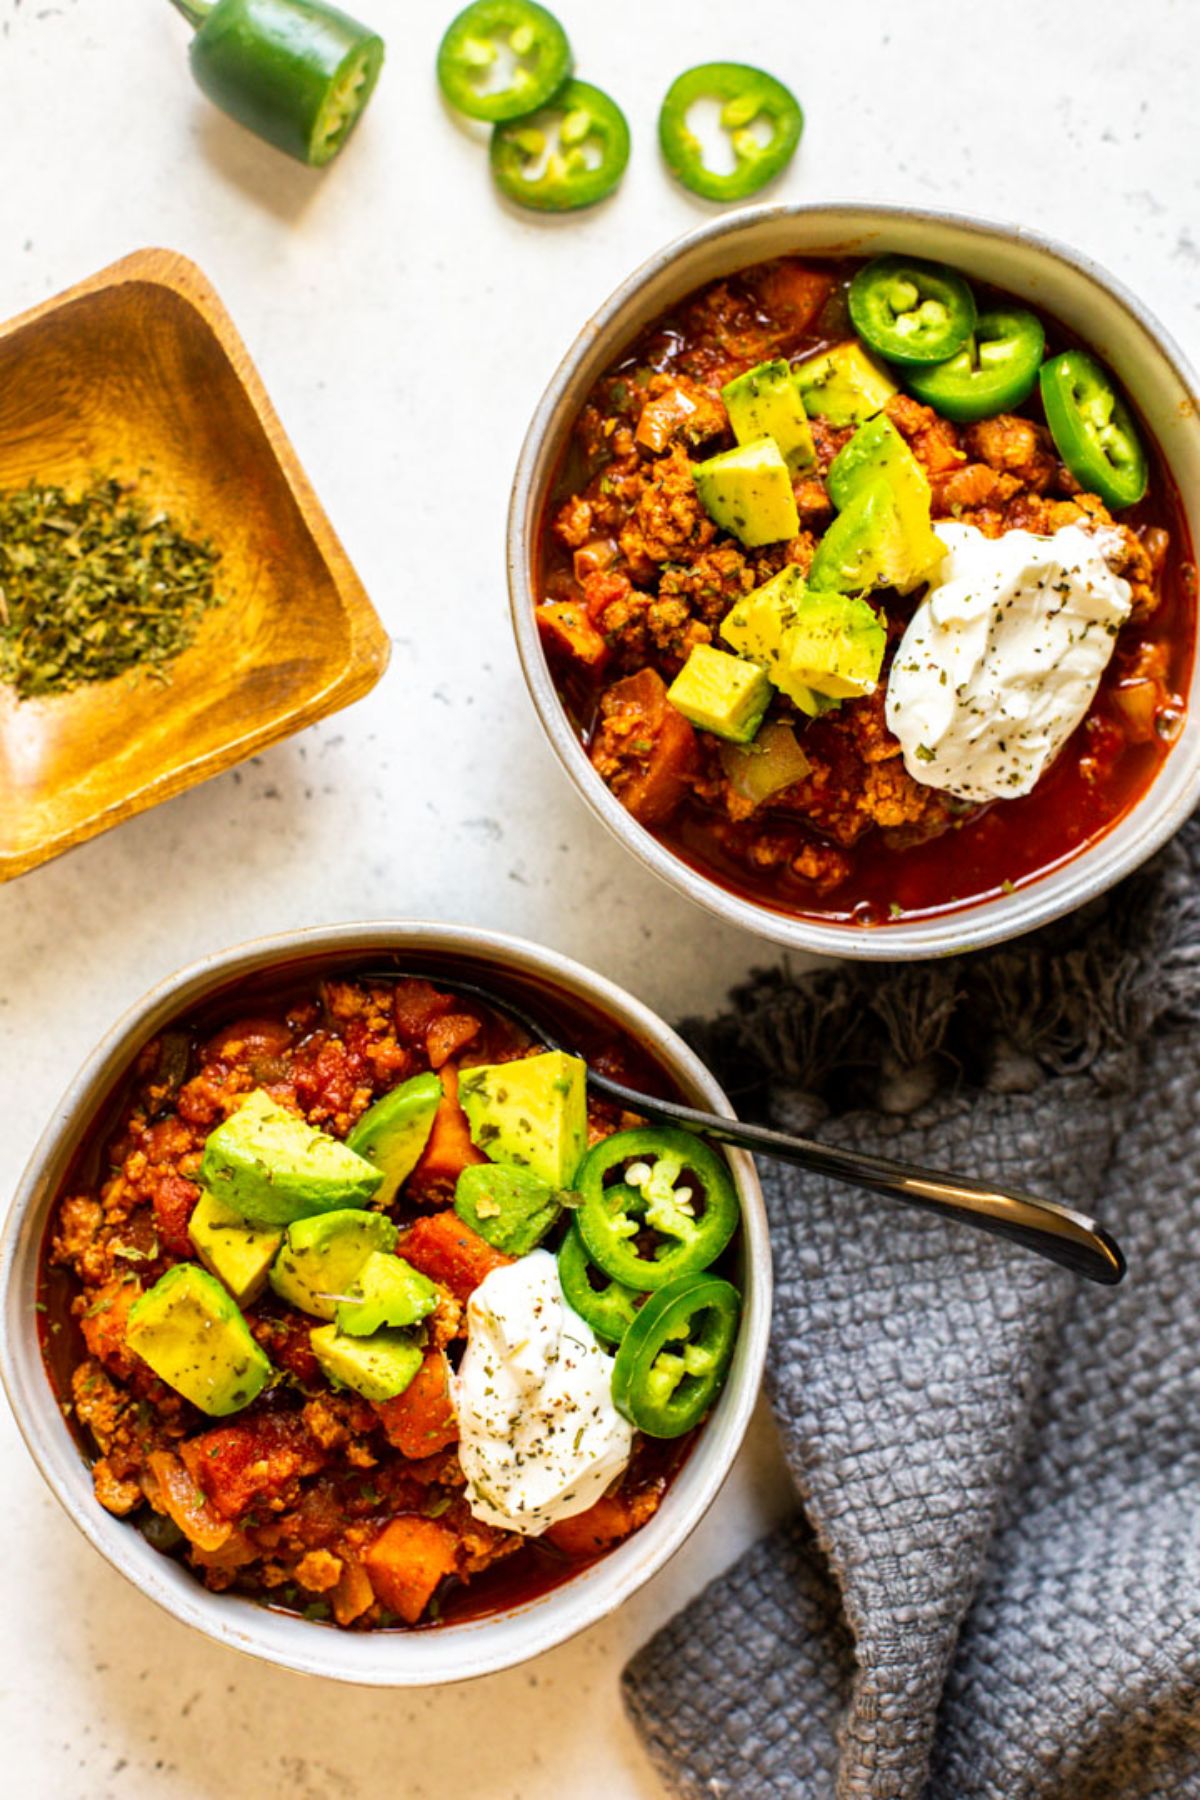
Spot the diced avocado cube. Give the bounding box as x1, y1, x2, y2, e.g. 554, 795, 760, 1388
666, 643, 772, 743
200, 1089, 382, 1227
335, 1253, 439, 1337
783, 592, 886, 700
270, 1208, 399, 1320
794, 342, 898, 426
826, 414, 945, 591
720, 568, 830, 717
187, 1189, 283, 1308
722, 359, 817, 472
345, 1071, 442, 1207
125, 1264, 272, 1417
454, 1163, 563, 1255
310, 1324, 423, 1402
692, 437, 800, 548
810, 476, 942, 598
458, 1050, 588, 1188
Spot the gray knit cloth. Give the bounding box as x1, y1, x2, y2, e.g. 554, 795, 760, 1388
623, 815, 1200, 1800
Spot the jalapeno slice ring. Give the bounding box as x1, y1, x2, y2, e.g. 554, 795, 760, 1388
905, 308, 1045, 423
1039, 349, 1148, 510
611, 1273, 741, 1438
489, 78, 630, 211
658, 62, 802, 202
436, 0, 571, 123
575, 1126, 739, 1290
849, 255, 977, 367
558, 1200, 641, 1346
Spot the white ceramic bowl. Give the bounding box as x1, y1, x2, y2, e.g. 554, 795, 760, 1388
508, 203, 1200, 959
0, 923, 769, 1685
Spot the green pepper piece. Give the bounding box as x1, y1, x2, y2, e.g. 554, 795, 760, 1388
168, 0, 384, 167
611, 1273, 740, 1438
658, 62, 802, 202
576, 1127, 739, 1292
905, 308, 1045, 423
557, 1186, 643, 1345
437, 0, 571, 123
490, 79, 630, 212
1039, 349, 1148, 511
454, 1162, 563, 1255
848, 255, 977, 367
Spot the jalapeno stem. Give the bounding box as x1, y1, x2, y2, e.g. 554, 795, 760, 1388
167, 0, 212, 26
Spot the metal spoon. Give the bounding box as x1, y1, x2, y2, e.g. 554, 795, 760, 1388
368, 969, 1125, 1286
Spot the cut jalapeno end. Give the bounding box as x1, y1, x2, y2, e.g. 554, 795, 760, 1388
905, 307, 1046, 423
310, 36, 385, 165
437, 0, 571, 123
848, 255, 977, 367
611, 1273, 741, 1437
658, 61, 803, 202
1039, 348, 1148, 510
575, 1126, 739, 1290
489, 78, 629, 211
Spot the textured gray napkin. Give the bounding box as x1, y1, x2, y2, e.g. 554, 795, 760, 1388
623, 815, 1200, 1800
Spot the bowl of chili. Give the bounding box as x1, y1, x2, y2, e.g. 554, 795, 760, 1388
508, 204, 1200, 958
0, 922, 768, 1684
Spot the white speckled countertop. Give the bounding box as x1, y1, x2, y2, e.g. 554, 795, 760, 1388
0, 0, 1196, 1791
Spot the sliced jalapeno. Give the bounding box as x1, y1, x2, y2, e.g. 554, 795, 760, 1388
658, 62, 802, 202
611, 1273, 740, 1438
558, 1199, 641, 1346
576, 1126, 739, 1291
849, 256, 977, 367
436, 0, 571, 124
1039, 349, 1148, 510
490, 78, 629, 211
905, 308, 1045, 423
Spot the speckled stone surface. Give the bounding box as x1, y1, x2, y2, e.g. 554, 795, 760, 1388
0, 0, 1195, 1793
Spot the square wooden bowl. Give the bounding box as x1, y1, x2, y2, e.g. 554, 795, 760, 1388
0, 249, 390, 879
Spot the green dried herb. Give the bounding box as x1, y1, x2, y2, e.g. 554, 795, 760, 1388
0, 477, 223, 699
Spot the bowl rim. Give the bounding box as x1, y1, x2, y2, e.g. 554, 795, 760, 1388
0, 920, 770, 1686
507, 200, 1200, 961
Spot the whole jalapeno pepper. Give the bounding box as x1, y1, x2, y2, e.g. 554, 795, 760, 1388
1039, 349, 1148, 510
611, 1272, 741, 1438
168, 0, 384, 167
849, 255, 977, 367
575, 1126, 739, 1291
658, 62, 803, 202
557, 1193, 642, 1346
905, 308, 1046, 423
437, 0, 571, 123
490, 78, 630, 211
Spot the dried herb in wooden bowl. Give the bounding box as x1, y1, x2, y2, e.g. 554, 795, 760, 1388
0, 477, 223, 700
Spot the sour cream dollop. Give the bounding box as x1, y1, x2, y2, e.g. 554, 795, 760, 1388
885, 522, 1132, 802
453, 1249, 633, 1536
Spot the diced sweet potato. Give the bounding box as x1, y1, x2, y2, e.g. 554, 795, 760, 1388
180, 1413, 324, 1521
148, 1171, 199, 1259
544, 1487, 661, 1557
332, 1554, 376, 1627
425, 1012, 481, 1071
536, 600, 611, 672
407, 1065, 487, 1196
399, 1210, 511, 1302
750, 260, 835, 335
373, 1350, 458, 1458
590, 668, 700, 826
393, 980, 454, 1044
363, 1515, 459, 1624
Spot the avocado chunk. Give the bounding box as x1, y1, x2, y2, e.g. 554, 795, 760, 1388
270, 1208, 399, 1321
794, 342, 898, 426
335, 1253, 439, 1337
809, 476, 942, 598
345, 1071, 442, 1207
720, 568, 835, 716
187, 1189, 283, 1307
692, 437, 800, 548
722, 359, 816, 472
310, 1324, 423, 1402
454, 1162, 563, 1255
667, 643, 772, 743
780, 592, 887, 700
125, 1265, 272, 1417
200, 1089, 382, 1227
458, 1050, 588, 1187
826, 414, 945, 591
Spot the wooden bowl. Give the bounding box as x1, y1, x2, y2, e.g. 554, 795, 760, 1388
0, 249, 390, 880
